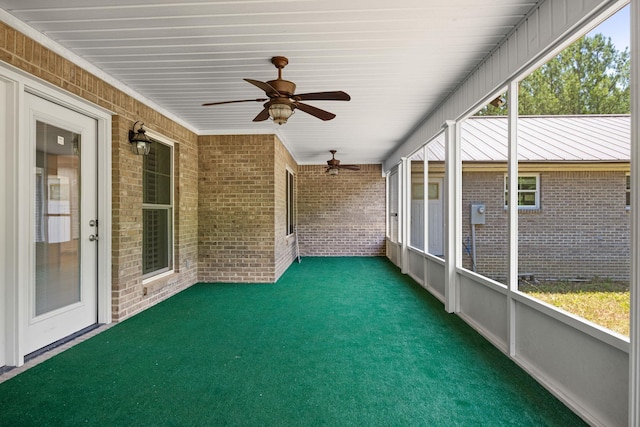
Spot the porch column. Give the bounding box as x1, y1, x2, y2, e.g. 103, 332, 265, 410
629, 0, 639, 425
506, 80, 519, 358
444, 120, 461, 313
400, 157, 410, 274
422, 146, 429, 279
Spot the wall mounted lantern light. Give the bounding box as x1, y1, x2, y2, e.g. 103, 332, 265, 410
129, 121, 152, 155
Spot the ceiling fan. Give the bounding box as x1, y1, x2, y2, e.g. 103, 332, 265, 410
326, 150, 360, 175
202, 56, 351, 125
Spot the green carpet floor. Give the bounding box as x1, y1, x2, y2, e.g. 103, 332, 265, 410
0, 257, 586, 426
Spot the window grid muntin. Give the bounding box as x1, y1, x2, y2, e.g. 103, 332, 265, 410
142, 140, 174, 278
504, 174, 540, 209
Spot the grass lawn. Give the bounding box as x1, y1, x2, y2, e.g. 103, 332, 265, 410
520, 279, 630, 337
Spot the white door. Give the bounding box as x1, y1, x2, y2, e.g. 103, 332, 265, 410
24, 93, 98, 354
428, 179, 444, 256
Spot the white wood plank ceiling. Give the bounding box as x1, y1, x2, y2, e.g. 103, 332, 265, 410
0, 0, 539, 165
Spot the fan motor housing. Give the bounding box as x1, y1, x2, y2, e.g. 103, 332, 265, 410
268, 79, 296, 97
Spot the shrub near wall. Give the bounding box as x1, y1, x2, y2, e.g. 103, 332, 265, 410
297, 164, 386, 256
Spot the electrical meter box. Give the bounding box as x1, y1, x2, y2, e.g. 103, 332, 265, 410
470, 203, 486, 225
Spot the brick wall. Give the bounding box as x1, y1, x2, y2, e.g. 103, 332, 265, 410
460, 169, 630, 281
0, 22, 200, 321
459, 171, 509, 282
297, 164, 386, 256
274, 138, 299, 280
198, 134, 280, 283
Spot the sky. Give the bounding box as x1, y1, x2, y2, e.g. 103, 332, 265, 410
587, 4, 630, 51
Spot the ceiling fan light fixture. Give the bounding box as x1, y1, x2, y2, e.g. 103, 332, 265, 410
325, 150, 360, 174
202, 56, 350, 124
269, 102, 293, 125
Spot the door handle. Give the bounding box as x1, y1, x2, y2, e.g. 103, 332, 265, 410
89, 234, 99, 242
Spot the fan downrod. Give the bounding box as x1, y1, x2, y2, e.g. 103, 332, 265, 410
271, 56, 289, 80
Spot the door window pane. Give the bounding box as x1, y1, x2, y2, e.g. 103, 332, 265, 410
34, 122, 81, 315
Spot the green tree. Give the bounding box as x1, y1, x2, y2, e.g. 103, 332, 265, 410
476, 34, 630, 116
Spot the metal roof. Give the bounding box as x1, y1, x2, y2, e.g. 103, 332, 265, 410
412, 115, 630, 163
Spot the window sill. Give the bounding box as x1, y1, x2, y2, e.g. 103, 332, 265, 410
142, 270, 176, 296
142, 269, 174, 285
503, 207, 541, 213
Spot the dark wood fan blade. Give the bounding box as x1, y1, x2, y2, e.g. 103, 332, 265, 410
294, 102, 336, 121
252, 107, 270, 122
339, 165, 360, 170
244, 79, 280, 97
202, 98, 267, 106
293, 91, 351, 101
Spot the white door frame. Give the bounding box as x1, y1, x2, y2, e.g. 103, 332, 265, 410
0, 75, 15, 369
1, 63, 112, 367
24, 93, 99, 354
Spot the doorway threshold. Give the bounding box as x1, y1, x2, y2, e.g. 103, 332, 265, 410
0, 323, 110, 384
25, 324, 102, 362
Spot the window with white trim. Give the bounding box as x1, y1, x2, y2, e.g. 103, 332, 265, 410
286, 169, 294, 235
504, 174, 540, 209
143, 140, 173, 277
